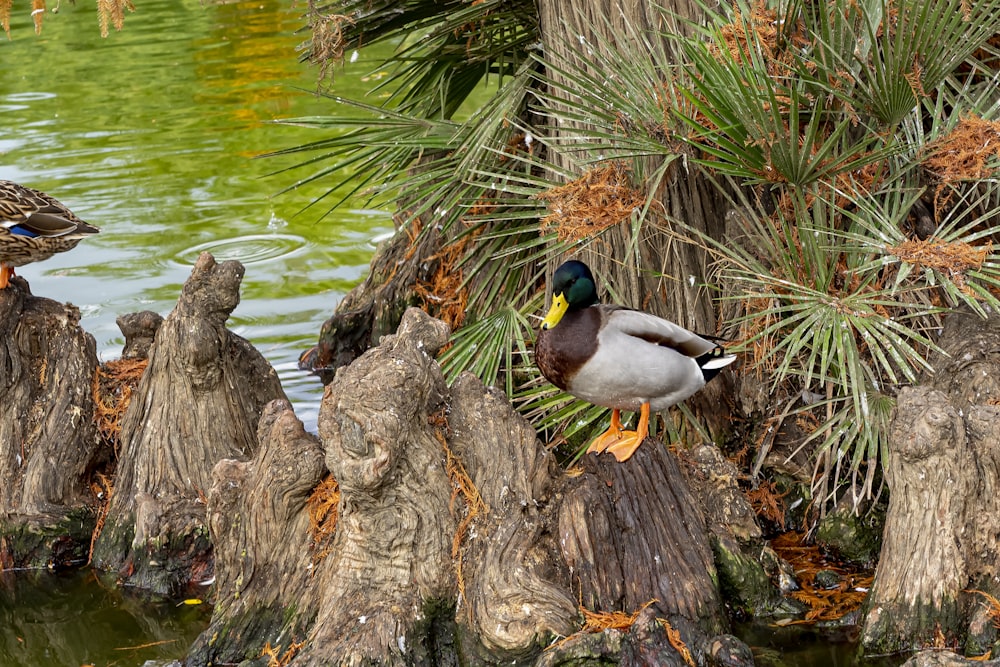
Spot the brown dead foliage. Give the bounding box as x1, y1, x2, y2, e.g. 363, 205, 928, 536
746, 479, 787, 530
92, 358, 148, 454
413, 227, 480, 332
0, 0, 11, 38
306, 475, 341, 562
97, 0, 134, 37
922, 115, 1000, 210
715, 3, 782, 68
771, 531, 873, 622
261, 639, 304, 667
436, 425, 486, 602
537, 162, 647, 242
888, 237, 991, 291
306, 2, 354, 85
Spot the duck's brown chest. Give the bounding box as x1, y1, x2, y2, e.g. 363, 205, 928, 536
535, 307, 602, 390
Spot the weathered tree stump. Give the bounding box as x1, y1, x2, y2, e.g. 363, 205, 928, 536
446, 372, 577, 660
187, 398, 326, 665
0, 276, 100, 568
861, 307, 1000, 656
299, 307, 457, 666
92, 252, 286, 596
194, 307, 742, 666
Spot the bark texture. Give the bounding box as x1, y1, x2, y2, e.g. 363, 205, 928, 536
195, 308, 738, 666
92, 252, 286, 595
447, 372, 577, 660
299, 307, 457, 666
187, 398, 326, 665
0, 276, 100, 568
861, 307, 1000, 655
298, 220, 440, 384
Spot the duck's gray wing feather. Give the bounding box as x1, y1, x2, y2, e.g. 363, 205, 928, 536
603, 307, 719, 359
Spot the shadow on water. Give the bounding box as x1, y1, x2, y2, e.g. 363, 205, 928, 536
0, 568, 210, 666
736, 621, 908, 667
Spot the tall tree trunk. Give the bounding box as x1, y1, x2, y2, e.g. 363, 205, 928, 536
535, 0, 735, 434
92, 253, 286, 596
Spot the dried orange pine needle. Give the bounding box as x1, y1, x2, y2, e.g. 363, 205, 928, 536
537, 162, 646, 243
92, 358, 148, 453
437, 429, 487, 601
968, 589, 1000, 629
580, 599, 657, 633
658, 617, 696, 667
261, 639, 304, 667
306, 475, 341, 562
770, 531, 873, 623
888, 238, 991, 290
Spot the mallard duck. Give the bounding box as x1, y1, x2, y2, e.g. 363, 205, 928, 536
0, 180, 100, 289
535, 260, 736, 462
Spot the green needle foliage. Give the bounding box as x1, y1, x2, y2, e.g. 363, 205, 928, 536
288, 0, 1000, 512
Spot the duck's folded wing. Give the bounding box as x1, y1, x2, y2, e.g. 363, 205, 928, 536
605, 307, 718, 358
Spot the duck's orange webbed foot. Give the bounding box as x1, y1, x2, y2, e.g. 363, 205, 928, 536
586, 408, 626, 455
605, 403, 651, 462
0, 265, 12, 289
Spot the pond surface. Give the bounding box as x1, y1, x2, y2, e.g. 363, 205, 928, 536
0, 568, 211, 666
1, 0, 393, 434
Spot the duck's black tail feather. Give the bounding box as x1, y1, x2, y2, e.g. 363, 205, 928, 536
697, 345, 737, 382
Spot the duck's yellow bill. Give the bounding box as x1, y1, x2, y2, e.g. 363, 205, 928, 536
541, 293, 569, 329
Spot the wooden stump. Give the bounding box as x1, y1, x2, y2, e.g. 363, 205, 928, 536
447, 372, 578, 659
299, 224, 440, 384
861, 307, 1000, 655
193, 308, 738, 665
296, 307, 457, 666
187, 398, 326, 665
0, 276, 100, 568
92, 252, 286, 595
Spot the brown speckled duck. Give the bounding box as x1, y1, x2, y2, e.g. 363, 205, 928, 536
535, 260, 736, 462
0, 179, 100, 288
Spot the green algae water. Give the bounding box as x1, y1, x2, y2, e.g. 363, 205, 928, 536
1, 0, 394, 434
0, 568, 210, 665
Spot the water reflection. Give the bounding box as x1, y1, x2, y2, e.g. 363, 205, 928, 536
0, 0, 392, 432
0, 569, 210, 665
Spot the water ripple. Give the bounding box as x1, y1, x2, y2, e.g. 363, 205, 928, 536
175, 233, 308, 267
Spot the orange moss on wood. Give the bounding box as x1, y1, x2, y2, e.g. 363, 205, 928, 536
537, 162, 647, 242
